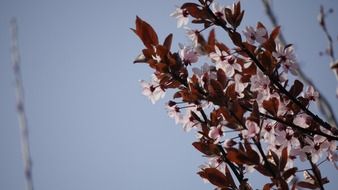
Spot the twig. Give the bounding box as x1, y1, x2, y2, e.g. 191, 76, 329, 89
10, 18, 34, 190
261, 0, 338, 129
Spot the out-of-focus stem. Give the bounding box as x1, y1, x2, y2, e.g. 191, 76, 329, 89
261, 0, 338, 129
10, 18, 34, 190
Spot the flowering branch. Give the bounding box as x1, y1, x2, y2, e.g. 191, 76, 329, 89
261, 0, 338, 129
132, 1, 338, 189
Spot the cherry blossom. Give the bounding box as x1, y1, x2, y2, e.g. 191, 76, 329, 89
293, 113, 311, 128
140, 75, 165, 104
170, 8, 189, 28
210, 46, 242, 77
273, 44, 298, 75
304, 85, 319, 101
211, 2, 225, 20
250, 70, 270, 102
242, 120, 260, 139
208, 125, 225, 143
303, 135, 330, 163
179, 45, 199, 65
233, 74, 248, 98
243, 26, 267, 44
165, 103, 182, 124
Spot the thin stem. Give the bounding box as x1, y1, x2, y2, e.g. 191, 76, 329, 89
10, 18, 34, 190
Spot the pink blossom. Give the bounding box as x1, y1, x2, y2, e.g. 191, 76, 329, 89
170, 8, 189, 28
293, 113, 311, 128
272, 44, 298, 75
208, 125, 225, 143
139, 75, 165, 104
242, 120, 260, 139
243, 26, 267, 44
211, 2, 225, 20
165, 104, 182, 124
233, 74, 248, 98
304, 85, 319, 101
303, 135, 330, 163
179, 45, 199, 65
250, 70, 270, 102
210, 46, 242, 77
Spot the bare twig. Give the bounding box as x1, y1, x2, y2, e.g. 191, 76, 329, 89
10, 18, 34, 190
261, 0, 338, 129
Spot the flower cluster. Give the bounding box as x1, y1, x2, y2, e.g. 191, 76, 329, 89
133, 1, 337, 189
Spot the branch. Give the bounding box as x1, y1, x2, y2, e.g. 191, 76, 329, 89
10, 18, 34, 190
261, 0, 338, 129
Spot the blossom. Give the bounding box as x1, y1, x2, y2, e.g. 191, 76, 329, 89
250, 70, 270, 102
302, 135, 330, 163
293, 113, 311, 128
179, 45, 199, 65
165, 103, 182, 124
233, 74, 248, 98
272, 44, 297, 75
242, 120, 260, 139
185, 27, 200, 48
211, 2, 225, 20
140, 75, 165, 104
170, 8, 189, 28
210, 46, 242, 77
275, 127, 300, 150
304, 85, 319, 101
243, 26, 267, 44
208, 125, 225, 143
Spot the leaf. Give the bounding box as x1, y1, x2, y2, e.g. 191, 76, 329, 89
244, 140, 260, 165
226, 148, 248, 165
163, 33, 173, 50
280, 147, 288, 171
192, 142, 219, 156
181, 3, 207, 19
282, 167, 297, 180
248, 101, 260, 124
289, 80, 303, 98
255, 164, 272, 177
229, 31, 242, 47
199, 168, 230, 188
263, 183, 273, 190
262, 97, 279, 116
133, 16, 159, 49
297, 181, 318, 189
270, 26, 280, 40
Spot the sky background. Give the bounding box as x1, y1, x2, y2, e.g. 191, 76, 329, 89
0, 0, 337, 190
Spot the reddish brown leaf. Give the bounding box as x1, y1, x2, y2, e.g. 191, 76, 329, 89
133, 16, 159, 49
297, 181, 318, 189
262, 97, 279, 116
192, 142, 219, 156
229, 31, 242, 47
201, 168, 230, 188
283, 167, 297, 180
163, 33, 173, 50
248, 101, 260, 124
280, 147, 288, 171
289, 80, 303, 98
270, 26, 281, 41
263, 183, 273, 190
255, 164, 272, 177
226, 148, 248, 165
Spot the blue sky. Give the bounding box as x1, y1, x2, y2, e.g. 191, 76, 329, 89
0, 0, 337, 190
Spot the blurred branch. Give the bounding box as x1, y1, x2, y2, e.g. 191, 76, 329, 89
318, 5, 338, 80
261, 0, 338, 128
10, 18, 34, 190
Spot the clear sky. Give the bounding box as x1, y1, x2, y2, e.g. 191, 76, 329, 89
0, 0, 337, 190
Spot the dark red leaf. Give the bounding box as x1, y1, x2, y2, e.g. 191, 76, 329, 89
280, 147, 288, 171
163, 33, 173, 50
133, 16, 159, 49
226, 148, 248, 165
282, 167, 297, 180
289, 80, 303, 98
262, 97, 279, 116
200, 168, 230, 188
192, 142, 219, 156
297, 181, 318, 189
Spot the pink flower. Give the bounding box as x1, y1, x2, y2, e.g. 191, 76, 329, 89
179, 45, 199, 65
165, 104, 182, 124
302, 135, 330, 163
211, 2, 225, 20
208, 125, 225, 143
293, 113, 311, 128
170, 8, 189, 28
272, 44, 298, 75
250, 70, 270, 102
243, 26, 267, 44
242, 120, 260, 139
140, 75, 165, 104
304, 86, 319, 101
210, 46, 242, 77
233, 74, 248, 98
